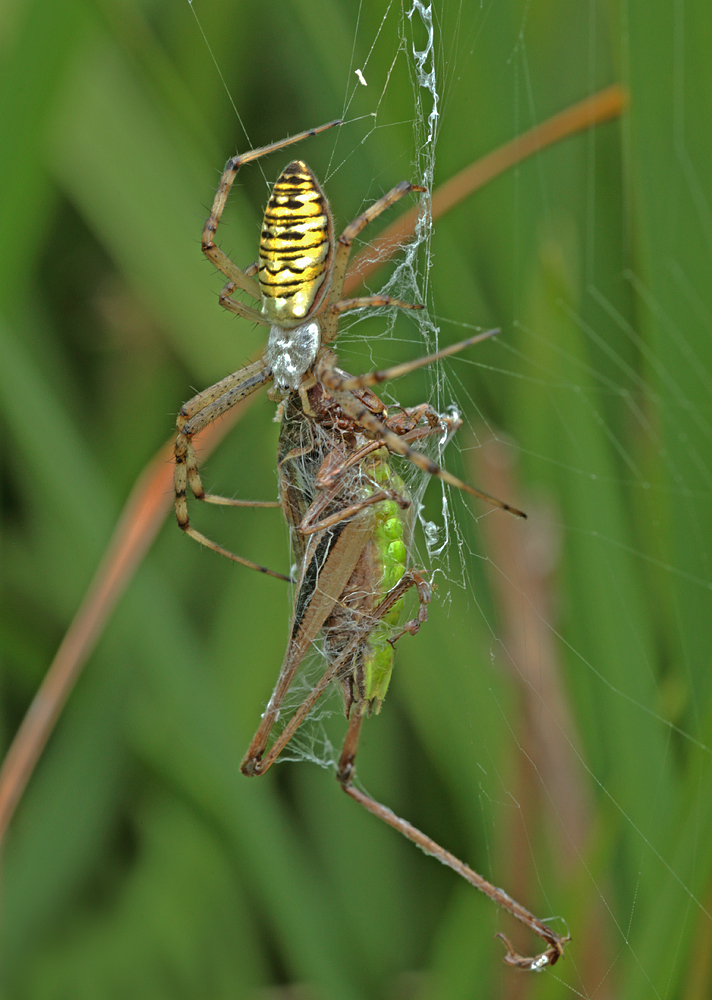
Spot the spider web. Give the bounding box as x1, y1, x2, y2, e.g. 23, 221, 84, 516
245, 2, 471, 769
186, 2, 712, 997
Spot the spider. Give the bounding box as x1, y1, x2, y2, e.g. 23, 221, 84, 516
173, 121, 569, 969
174, 118, 523, 577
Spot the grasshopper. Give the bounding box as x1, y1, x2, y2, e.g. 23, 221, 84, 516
174, 120, 568, 969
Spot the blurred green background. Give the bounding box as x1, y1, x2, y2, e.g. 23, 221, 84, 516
2, 0, 711, 997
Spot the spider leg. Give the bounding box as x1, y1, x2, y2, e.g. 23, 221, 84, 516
216, 280, 270, 323
328, 295, 424, 317
175, 360, 288, 579
202, 119, 342, 293
336, 329, 500, 392
322, 180, 427, 343
336, 705, 569, 972
242, 566, 424, 777
316, 353, 526, 518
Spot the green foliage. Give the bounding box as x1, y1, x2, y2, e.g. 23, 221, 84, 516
2, 0, 711, 997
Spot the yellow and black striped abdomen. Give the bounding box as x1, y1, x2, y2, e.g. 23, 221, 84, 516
259, 160, 333, 326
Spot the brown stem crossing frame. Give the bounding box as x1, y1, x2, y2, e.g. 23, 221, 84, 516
0, 84, 626, 847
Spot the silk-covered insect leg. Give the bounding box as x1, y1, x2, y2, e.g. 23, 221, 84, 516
202, 119, 342, 293
335, 712, 569, 971
175, 360, 289, 579
241, 512, 377, 774
321, 180, 427, 343
176, 360, 272, 507
241, 568, 429, 776
298, 486, 409, 537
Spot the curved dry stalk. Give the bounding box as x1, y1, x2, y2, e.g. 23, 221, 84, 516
348, 84, 627, 287
0, 83, 627, 847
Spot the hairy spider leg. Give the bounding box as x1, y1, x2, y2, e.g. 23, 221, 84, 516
174, 360, 289, 580
321, 180, 428, 343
